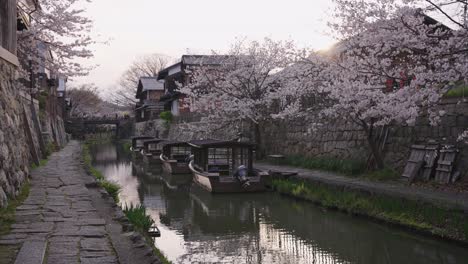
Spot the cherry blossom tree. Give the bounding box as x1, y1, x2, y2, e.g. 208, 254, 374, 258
459, 130, 468, 144
180, 38, 303, 157
278, 0, 468, 169
17, 0, 96, 78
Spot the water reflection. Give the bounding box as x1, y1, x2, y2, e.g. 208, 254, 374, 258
90, 142, 468, 264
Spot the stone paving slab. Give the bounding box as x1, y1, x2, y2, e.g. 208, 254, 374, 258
14, 241, 46, 264
257, 162, 468, 212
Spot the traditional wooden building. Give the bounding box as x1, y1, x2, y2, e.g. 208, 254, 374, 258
157, 55, 228, 117
135, 77, 166, 122
1, 0, 38, 65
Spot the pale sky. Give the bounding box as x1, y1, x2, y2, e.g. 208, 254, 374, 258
73, 0, 336, 99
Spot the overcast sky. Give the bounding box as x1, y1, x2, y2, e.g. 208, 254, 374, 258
73, 0, 336, 99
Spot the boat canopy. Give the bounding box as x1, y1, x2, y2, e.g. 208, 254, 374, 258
190, 139, 254, 176
189, 139, 255, 149
131, 136, 155, 148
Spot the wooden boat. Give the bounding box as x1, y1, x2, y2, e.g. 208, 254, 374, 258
130, 136, 154, 159
159, 141, 192, 174
141, 138, 166, 164
188, 139, 269, 193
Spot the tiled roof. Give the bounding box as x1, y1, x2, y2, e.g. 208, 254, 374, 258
139, 77, 164, 91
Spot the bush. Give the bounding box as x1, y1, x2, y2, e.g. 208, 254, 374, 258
44, 142, 57, 157
445, 84, 468, 98
159, 111, 173, 123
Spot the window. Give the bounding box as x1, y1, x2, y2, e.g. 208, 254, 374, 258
0, 0, 17, 54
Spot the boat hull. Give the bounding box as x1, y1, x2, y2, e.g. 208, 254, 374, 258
191, 170, 267, 193
162, 160, 191, 174
143, 153, 162, 165
160, 154, 189, 174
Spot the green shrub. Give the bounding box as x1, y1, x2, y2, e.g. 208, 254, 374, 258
44, 142, 57, 157
31, 159, 48, 169
159, 111, 173, 123
445, 85, 468, 98
38, 95, 47, 110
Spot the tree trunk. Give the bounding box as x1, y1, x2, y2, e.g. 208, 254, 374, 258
367, 136, 385, 170
365, 124, 385, 170
253, 122, 264, 160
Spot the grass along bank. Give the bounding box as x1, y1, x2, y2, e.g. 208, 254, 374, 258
82, 140, 121, 202
0, 183, 30, 236
274, 155, 399, 181
123, 204, 172, 264
272, 179, 468, 243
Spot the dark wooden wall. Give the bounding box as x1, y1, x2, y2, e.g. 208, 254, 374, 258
0, 0, 17, 54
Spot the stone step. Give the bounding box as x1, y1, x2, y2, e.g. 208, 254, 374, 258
14, 240, 47, 264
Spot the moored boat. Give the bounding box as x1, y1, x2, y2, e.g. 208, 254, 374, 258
141, 138, 166, 164
159, 141, 192, 174
131, 136, 154, 159
188, 139, 269, 193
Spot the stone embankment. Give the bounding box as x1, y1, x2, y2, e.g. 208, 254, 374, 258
0, 141, 163, 264
257, 162, 468, 212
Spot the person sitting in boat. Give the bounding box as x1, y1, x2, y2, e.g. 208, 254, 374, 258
233, 165, 250, 188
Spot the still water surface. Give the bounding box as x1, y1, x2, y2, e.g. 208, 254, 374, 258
90, 142, 468, 264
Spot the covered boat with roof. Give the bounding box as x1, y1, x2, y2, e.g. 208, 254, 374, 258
141, 138, 166, 163
188, 139, 269, 193
130, 136, 155, 153
159, 141, 192, 174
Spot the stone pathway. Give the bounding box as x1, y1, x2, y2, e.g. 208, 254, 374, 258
257, 162, 468, 212
0, 141, 161, 264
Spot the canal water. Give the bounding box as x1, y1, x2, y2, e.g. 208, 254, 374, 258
89, 142, 468, 264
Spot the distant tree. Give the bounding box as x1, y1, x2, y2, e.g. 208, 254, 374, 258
112, 54, 173, 107
67, 84, 102, 117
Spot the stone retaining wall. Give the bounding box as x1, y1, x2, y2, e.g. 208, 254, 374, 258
164, 98, 467, 178
262, 98, 468, 173
0, 58, 68, 208
134, 119, 167, 138
0, 59, 32, 207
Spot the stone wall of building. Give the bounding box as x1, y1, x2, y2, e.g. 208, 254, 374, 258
134, 119, 167, 138
0, 58, 68, 208
0, 60, 32, 208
